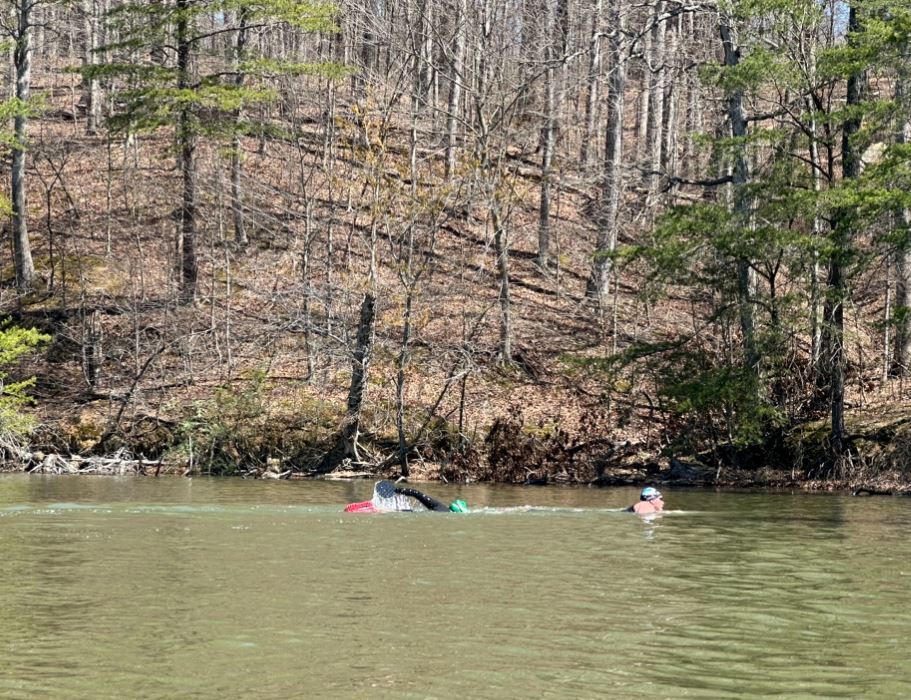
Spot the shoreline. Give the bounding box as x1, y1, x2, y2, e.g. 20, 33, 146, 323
3, 452, 910, 497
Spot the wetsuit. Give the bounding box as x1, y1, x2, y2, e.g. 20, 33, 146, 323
394, 486, 449, 512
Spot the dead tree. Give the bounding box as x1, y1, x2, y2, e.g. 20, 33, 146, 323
317, 292, 376, 472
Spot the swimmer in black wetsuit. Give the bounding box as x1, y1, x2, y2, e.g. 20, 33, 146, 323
373, 480, 469, 512
394, 486, 450, 511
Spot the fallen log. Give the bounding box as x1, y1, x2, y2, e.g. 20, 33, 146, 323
21, 452, 164, 476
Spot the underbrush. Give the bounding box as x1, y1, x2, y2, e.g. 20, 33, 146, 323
164, 372, 342, 474
439, 407, 612, 484
787, 411, 911, 485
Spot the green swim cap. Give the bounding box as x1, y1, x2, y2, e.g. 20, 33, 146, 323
449, 499, 469, 513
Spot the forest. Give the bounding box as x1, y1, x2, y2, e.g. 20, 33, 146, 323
1, 0, 911, 489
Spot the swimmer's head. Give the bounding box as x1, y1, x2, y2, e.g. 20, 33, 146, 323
640, 486, 663, 502
449, 499, 469, 513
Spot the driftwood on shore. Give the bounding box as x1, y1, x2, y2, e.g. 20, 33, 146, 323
17, 451, 163, 476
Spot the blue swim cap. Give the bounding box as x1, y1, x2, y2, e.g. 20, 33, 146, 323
640, 486, 662, 502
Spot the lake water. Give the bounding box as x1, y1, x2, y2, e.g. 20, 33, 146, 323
1, 475, 910, 699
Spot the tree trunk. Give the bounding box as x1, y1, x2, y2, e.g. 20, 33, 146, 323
415, 0, 433, 108
396, 288, 413, 476
892, 61, 911, 375
537, 0, 557, 269
83, 0, 102, 135
586, 0, 625, 304
807, 91, 824, 375
231, 9, 250, 246
581, 0, 602, 166
719, 21, 758, 372
683, 12, 702, 180
177, 0, 198, 304
646, 2, 666, 208
12, 0, 36, 293
636, 19, 651, 165
825, 4, 866, 457
444, 0, 466, 178
661, 15, 681, 181
318, 292, 376, 472
493, 202, 512, 362
516, 0, 541, 120
894, 217, 911, 376
355, 0, 380, 97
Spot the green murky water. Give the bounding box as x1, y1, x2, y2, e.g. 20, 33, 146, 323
1, 476, 910, 699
